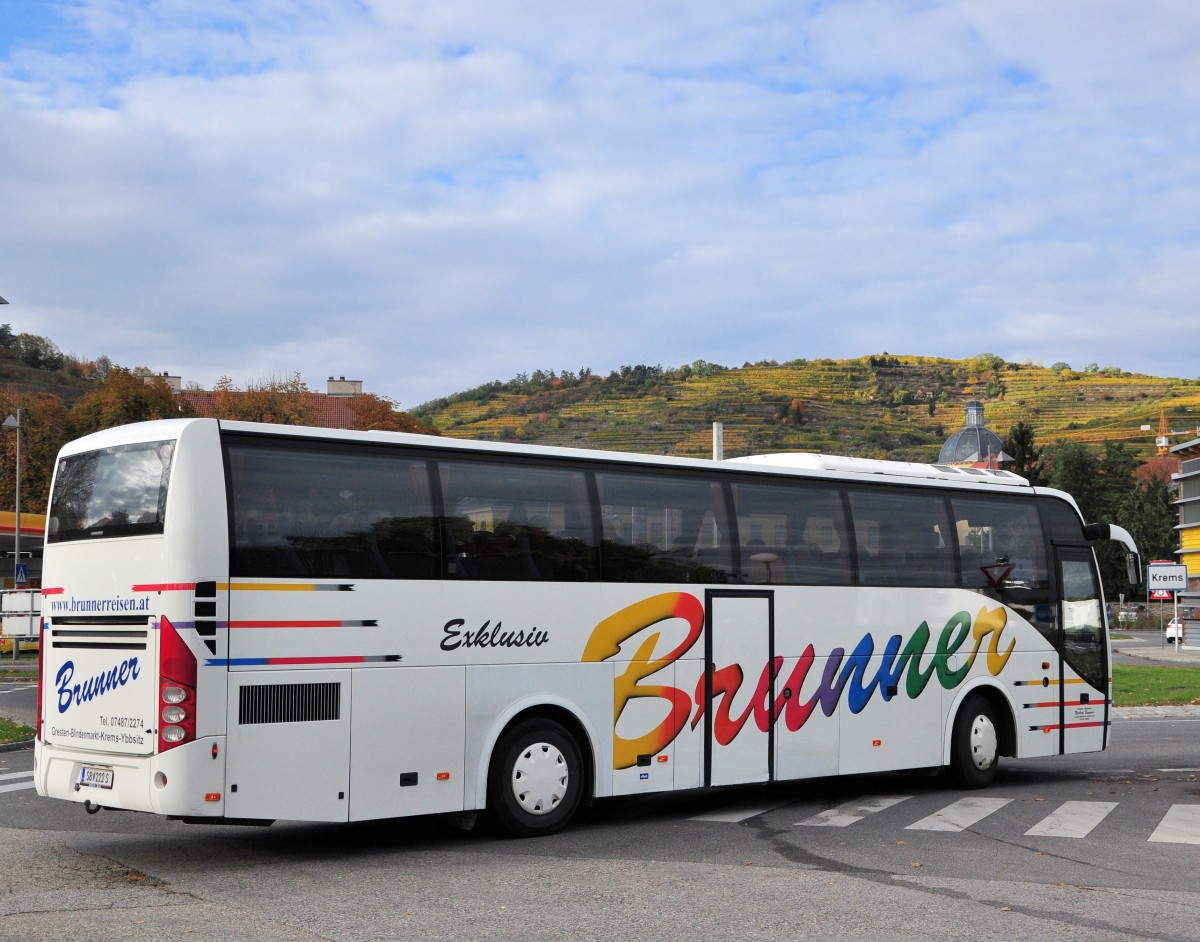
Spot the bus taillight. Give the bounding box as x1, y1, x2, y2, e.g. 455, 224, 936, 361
35, 619, 45, 742
158, 616, 197, 753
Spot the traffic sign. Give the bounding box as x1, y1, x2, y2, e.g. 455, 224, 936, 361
1147, 563, 1187, 592
14, 563, 27, 587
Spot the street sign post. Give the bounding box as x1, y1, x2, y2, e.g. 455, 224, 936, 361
1147, 563, 1188, 592
1147, 563, 1189, 648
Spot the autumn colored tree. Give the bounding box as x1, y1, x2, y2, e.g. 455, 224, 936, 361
348, 393, 440, 434
68, 368, 188, 438
0, 391, 72, 514
210, 374, 319, 426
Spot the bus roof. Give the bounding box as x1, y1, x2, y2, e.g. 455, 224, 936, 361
726, 453, 1031, 487
60, 418, 1034, 493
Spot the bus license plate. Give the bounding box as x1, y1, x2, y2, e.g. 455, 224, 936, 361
79, 765, 114, 790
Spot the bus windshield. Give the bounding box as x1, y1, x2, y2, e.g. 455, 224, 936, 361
48, 439, 175, 542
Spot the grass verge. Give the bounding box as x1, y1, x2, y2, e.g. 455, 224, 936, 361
1112, 663, 1200, 707
0, 716, 34, 746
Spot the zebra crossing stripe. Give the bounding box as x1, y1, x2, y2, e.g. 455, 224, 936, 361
1024, 801, 1117, 839
0, 771, 34, 795
698, 793, 1200, 846
1148, 805, 1200, 844
905, 796, 1012, 832
795, 795, 910, 827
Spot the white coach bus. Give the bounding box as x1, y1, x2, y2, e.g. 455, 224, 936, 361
33, 419, 1140, 835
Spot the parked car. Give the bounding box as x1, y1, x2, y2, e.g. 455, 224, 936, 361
1165, 617, 1184, 642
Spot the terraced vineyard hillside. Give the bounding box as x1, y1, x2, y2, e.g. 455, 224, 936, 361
412, 355, 1200, 462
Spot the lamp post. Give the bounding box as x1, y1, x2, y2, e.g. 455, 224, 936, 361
3, 411, 19, 587
2, 410, 18, 661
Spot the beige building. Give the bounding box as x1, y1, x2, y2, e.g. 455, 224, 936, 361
1171, 437, 1200, 609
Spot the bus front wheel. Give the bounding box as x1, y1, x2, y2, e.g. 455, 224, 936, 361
488, 719, 584, 837
949, 694, 999, 788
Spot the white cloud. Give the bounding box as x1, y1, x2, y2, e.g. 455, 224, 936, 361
2, 0, 1199, 411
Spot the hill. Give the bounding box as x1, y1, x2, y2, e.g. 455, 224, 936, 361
0, 347, 94, 403
411, 354, 1200, 462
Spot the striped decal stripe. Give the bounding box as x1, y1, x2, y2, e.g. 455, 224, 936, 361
129, 582, 356, 592
230, 620, 378, 629
206, 654, 400, 667
1029, 720, 1109, 733
227, 583, 356, 592
1023, 699, 1110, 709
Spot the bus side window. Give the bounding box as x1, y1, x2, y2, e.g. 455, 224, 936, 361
438, 459, 598, 581
848, 489, 955, 588
728, 479, 851, 585
595, 472, 733, 583
226, 440, 439, 580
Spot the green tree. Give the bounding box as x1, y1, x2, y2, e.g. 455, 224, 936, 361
1045, 441, 1100, 518
1116, 477, 1175, 570
12, 333, 65, 371
1045, 439, 1158, 599
1002, 421, 1045, 485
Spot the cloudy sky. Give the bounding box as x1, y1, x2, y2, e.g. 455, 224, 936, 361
1, 1, 1198, 408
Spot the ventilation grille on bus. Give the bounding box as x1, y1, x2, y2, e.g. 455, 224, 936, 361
238, 682, 342, 725
49, 620, 150, 651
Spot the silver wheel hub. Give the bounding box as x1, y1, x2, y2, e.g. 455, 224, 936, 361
511, 741, 569, 816
968, 713, 998, 771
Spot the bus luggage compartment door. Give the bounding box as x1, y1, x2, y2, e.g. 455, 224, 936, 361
225, 669, 351, 822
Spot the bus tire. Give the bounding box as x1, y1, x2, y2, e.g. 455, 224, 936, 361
488, 718, 583, 837
949, 694, 999, 788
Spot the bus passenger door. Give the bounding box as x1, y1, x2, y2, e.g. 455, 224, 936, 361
1055, 548, 1109, 755
706, 590, 774, 787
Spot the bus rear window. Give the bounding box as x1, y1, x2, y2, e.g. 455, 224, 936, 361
48, 440, 174, 542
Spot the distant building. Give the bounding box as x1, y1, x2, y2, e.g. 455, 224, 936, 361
145, 372, 183, 393
174, 375, 370, 429
938, 400, 1012, 468
1170, 436, 1200, 609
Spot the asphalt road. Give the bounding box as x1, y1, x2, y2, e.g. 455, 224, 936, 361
2, 665, 1199, 941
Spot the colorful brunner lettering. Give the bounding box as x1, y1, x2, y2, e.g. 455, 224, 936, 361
582, 593, 1014, 770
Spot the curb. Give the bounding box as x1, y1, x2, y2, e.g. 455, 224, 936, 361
0, 739, 33, 753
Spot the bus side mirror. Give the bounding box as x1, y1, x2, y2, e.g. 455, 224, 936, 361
1126, 552, 1141, 585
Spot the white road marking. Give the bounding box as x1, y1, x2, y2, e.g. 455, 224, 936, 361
1025, 801, 1118, 839
905, 796, 1012, 832
795, 795, 910, 827
1148, 805, 1200, 844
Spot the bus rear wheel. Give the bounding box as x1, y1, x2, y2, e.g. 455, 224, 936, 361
949, 694, 999, 788
488, 719, 583, 837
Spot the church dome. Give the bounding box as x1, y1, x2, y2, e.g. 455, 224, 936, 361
938, 400, 1006, 465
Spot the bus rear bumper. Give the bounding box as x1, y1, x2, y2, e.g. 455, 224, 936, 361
35, 737, 228, 818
